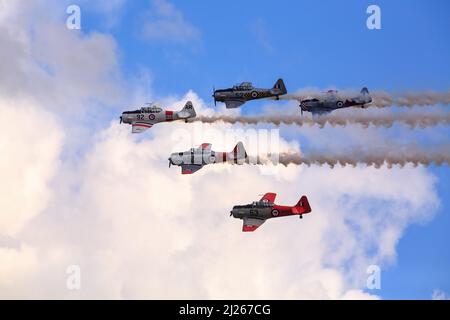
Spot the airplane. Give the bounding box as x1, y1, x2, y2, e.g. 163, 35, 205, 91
212, 78, 287, 109
120, 101, 196, 133
230, 193, 312, 232
168, 142, 247, 174
299, 87, 372, 116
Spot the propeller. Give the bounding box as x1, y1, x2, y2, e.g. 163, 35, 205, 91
229, 211, 233, 217
119, 116, 123, 124
212, 86, 217, 106
168, 158, 171, 168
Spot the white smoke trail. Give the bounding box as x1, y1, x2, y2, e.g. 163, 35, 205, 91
371, 91, 450, 108
245, 145, 450, 168
195, 111, 450, 128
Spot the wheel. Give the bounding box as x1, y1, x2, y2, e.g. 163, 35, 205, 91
336, 101, 344, 108
299, 214, 303, 219
251, 91, 258, 98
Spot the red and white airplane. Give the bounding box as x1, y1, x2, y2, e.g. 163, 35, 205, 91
120, 101, 196, 133
230, 193, 312, 232
168, 142, 247, 174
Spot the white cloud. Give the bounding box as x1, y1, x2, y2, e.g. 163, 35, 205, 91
0, 97, 63, 236
0, 0, 125, 114
249, 18, 275, 54
141, 0, 200, 44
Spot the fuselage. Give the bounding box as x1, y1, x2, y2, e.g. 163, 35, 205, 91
213, 87, 279, 102
169, 149, 227, 166
121, 108, 180, 125
231, 201, 302, 220
169, 148, 243, 167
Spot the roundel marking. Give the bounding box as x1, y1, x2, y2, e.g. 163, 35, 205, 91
271, 209, 279, 217
149, 114, 155, 120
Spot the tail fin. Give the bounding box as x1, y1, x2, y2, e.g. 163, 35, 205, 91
230, 141, 247, 163
273, 78, 287, 95
360, 87, 369, 95
294, 195, 312, 214
178, 101, 196, 118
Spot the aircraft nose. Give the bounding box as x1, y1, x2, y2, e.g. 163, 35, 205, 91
169, 153, 181, 166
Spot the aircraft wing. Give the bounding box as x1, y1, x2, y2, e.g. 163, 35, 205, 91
311, 109, 332, 117
259, 192, 276, 203
242, 217, 266, 232
181, 164, 203, 175
132, 122, 152, 133
224, 100, 245, 109
200, 143, 212, 152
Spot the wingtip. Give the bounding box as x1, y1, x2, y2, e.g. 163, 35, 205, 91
242, 225, 258, 232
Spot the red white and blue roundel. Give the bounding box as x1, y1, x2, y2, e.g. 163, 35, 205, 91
149, 114, 155, 120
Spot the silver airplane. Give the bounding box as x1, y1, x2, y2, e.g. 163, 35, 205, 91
120, 101, 196, 133
212, 78, 287, 109
230, 193, 312, 232
168, 142, 247, 174
299, 87, 372, 116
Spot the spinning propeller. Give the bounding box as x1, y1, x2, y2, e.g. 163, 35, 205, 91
212, 86, 217, 106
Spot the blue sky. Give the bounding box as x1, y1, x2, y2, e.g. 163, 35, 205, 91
78, 0, 450, 299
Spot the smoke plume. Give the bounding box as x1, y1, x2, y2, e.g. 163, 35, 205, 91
371, 91, 450, 108
195, 111, 450, 128
245, 145, 450, 168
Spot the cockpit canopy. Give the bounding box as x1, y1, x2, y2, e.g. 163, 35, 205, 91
141, 103, 162, 113
251, 200, 273, 207
233, 82, 253, 90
